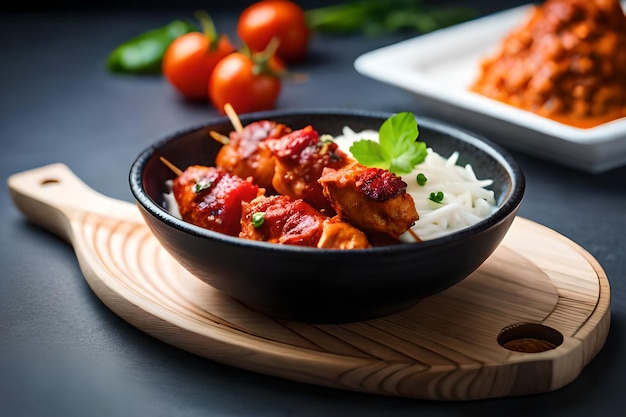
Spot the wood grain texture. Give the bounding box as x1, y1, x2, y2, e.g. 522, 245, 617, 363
8, 163, 611, 400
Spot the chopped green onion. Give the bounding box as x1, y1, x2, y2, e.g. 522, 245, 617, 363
416, 173, 427, 186
194, 180, 213, 193
429, 191, 444, 203
251, 212, 265, 228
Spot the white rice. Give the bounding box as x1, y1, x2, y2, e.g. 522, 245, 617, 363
163, 179, 181, 219
332, 127, 497, 242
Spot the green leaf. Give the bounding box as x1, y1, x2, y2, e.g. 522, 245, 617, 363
305, 0, 476, 36
349, 139, 389, 170
350, 112, 427, 175
379, 112, 417, 157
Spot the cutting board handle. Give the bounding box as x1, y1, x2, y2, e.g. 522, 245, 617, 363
8, 163, 140, 243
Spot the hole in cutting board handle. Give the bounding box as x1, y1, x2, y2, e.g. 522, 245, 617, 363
497, 322, 564, 353
40, 178, 60, 186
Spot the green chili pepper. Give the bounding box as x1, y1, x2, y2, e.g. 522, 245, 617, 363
107, 19, 197, 74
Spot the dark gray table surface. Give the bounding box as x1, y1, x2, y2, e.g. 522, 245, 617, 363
2, 2, 625, 416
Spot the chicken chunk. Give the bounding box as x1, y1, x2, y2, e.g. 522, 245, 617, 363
319, 162, 418, 240
240, 194, 370, 249
265, 125, 352, 215
172, 165, 260, 236
317, 217, 371, 249
215, 120, 291, 192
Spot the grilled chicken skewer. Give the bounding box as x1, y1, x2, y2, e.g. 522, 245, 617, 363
164, 103, 419, 246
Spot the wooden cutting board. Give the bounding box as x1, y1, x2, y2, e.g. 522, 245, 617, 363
8, 163, 610, 401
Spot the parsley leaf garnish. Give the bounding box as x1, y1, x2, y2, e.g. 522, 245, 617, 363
349, 112, 427, 175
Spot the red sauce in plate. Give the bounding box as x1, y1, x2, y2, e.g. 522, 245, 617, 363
470, 0, 626, 128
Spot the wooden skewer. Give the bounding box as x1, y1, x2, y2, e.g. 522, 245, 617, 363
407, 228, 421, 243
207, 103, 241, 145
209, 130, 230, 145
224, 103, 244, 134
159, 156, 183, 176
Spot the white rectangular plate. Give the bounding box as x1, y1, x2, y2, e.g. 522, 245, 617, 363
354, 3, 626, 173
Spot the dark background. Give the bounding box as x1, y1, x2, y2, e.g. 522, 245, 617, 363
2, 1, 624, 417
0, 0, 527, 13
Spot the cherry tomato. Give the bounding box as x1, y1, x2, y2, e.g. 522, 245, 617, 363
237, 0, 309, 63
163, 11, 235, 100
209, 51, 282, 115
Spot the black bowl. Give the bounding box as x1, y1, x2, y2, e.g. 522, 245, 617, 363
129, 108, 525, 323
